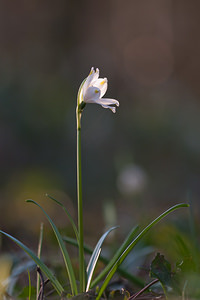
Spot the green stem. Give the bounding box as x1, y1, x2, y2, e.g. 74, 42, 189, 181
76, 106, 85, 292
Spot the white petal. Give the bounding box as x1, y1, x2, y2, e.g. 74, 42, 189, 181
91, 68, 100, 84
82, 67, 95, 95
93, 78, 108, 97
101, 104, 116, 113
82, 68, 100, 96
95, 97, 119, 107
84, 86, 101, 103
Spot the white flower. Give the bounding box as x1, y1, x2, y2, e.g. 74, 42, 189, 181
80, 67, 119, 113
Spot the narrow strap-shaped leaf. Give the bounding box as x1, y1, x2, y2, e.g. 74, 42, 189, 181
26, 199, 78, 296
86, 248, 101, 292
96, 203, 189, 300
37, 222, 44, 299
63, 236, 144, 288
91, 225, 139, 288
0, 230, 64, 296
46, 194, 79, 243
27, 270, 31, 300
86, 226, 118, 292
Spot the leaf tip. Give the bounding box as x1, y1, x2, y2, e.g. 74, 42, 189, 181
26, 199, 34, 204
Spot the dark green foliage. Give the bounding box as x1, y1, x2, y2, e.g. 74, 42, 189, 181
150, 253, 172, 287
108, 289, 130, 300
18, 286, 36, 299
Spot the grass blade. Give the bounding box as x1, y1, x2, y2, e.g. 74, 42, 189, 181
26, 199, 78, 296
91, 225, 139, 288
27, 270, 31, 300
46, 194, 79, 243
86, 226, 118, 292
0, 230, 64, 296
37, 222, 44, 299
63, 236, 144, 288
96, 203, 189, 300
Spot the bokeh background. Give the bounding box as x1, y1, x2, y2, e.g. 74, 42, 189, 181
0, 0, 199, 243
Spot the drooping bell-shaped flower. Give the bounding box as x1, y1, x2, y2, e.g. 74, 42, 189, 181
79, 68, 119, 113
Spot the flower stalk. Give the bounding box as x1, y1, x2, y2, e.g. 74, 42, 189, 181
76, 102, 85, 292
76, 68, 119, 292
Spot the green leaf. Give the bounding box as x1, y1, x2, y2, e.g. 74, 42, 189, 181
46, 194, 79, 243
18, 286, 36, 299
26, 199, 78, 296
37, 222, 44, 300
90, 225, 139, 288
96, 203, 189, 300
0, 230, 64, 296
150, 253, 172, 286
63, 236, 144, 288
86, 226, 118, 292
108, 289, 130, 300
27, 270, 32, 300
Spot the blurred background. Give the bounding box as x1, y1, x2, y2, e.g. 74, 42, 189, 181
0, 0, 199, 243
